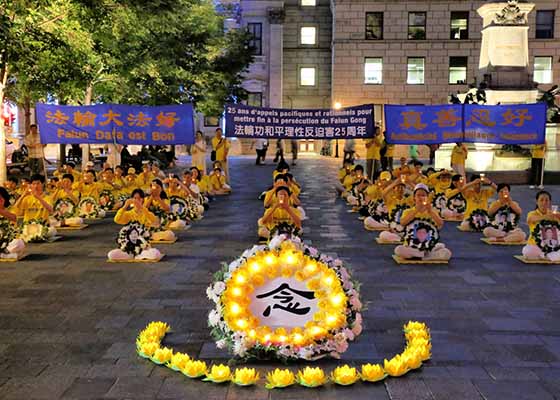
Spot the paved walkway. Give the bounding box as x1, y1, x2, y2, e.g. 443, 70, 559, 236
1, 156, 560, 400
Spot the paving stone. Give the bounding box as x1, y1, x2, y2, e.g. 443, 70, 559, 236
473, 380, 555, 400
1, 375, 75, 400
61, 377, 116, 399
385, 379, 434, 400
104, 376, 163, 399
424, 379, 483, 400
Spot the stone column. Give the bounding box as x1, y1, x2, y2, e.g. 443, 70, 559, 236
268, 8, 285, 108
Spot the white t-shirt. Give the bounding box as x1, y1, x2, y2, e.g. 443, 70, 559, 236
255, 139, 268, 150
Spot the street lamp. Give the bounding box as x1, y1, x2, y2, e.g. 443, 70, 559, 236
333, 102, 342, 158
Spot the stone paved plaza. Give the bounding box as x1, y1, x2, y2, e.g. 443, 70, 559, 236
1, 156, 560, 399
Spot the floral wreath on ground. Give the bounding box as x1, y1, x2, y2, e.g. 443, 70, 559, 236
447, 193, 466, 214
21, 219, 49, 242
468, 208, 490, 231
269, 222, 301, 238
403, 218, 439, 252
490, 205, 520, 233
54, 198, 77, 220
532, 219, 560, 253
118, 193, 130, 204
117, 222, 152, 256
389, 204, 410, 233
169, 196, 189, 221
148, 206, 169, 232
368, 199, 389, 224
186, 196, 201, 220
99, 190, 115, 211
431, 192, 447, 213
206, 234, 363, 362
0, 219, 16, 253
78, 196, 101, 218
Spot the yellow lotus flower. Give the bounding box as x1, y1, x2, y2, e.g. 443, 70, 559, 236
404, 321, 428, 332
138, 342, 159, 357
265, 369, 296, 389
331, 365, 360, 386
306, 278, 321, 291
204, 364, 232, 383
401, 351, 422, 370
297, 367, 328, 387
182, 360, 207, 378
384, 356, 409, 377
250, 274, 265, 286
151, 347, 173, 364
233, 367, 260, 386
410, 343, 431, 361
168, 352, 190, 371
405, 329, 430, 342
360, 363, 387, 382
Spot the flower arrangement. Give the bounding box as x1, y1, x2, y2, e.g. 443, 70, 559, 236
206, 234, 363, 362
468, 209, 490, 231
148, 206, 169, 231
367, 199, 389, 225
403, 218, 440, 252
490, 205, 520, 233
532, 219, 560, 254
447, 192, 466, 214
78, 196, 101, 219
169, 196, 190, 221
21, 219, 49, 243
0, 219, 17, 253
99, 190, 116, 211
116, 222, 152, 256
53, 198, 77, 220
135, 319, 431, 389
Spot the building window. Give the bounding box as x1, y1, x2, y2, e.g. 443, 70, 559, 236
300, 26, 317, 45
301, 0, 316, 5
407, 57, 425, 84
408, 12, 426, 40
449, 57, 468, 84
534, 56, 553, 84
536, 10, 555, 39
247, 23, 262, 56
299, 67, 316, 86
450, 11, 469, 40
365, 12, 383, 40
364, 58, 383, 84
246, 92, 262, 107
204, 116, 220, 127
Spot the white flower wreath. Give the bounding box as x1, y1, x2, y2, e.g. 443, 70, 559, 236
169, 196, 189, 221
78, 196, 101, 218
54, 198, 77, 220
0, 219, 17, 253
99, 190, 116, 211
207, 234, 363, 362
116, 222, 152, 256
21, 219, 49, 243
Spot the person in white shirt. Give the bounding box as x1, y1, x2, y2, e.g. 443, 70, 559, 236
253, 138, 268, 165
24, 124, 45, 176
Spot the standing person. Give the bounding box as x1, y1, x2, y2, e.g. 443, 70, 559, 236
253, 138, 268, 165
191, 131, 207, 174
343, 138, 356, 165
451, 142, 468, 179
530, 141, 546, 189
428, 144, 439, 166
273, 139, 284, 162
211, 128, 230, 182
408, 145, 418, 162
290, 139, 298, 166
385, 133, 394, 171
365, 127, 382, 180
24, 124, 45, 176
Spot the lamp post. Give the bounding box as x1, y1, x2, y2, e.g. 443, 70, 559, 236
333, 102, 342, 158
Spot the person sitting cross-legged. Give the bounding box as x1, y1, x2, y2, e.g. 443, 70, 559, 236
483, 183, 526, 243
258, 186, 302, 242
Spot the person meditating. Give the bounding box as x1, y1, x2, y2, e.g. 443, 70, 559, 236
427, 170, 452, 216
51, 174, 83, 227
458, 174, 496, 232
144, 179, 176, 242
0, 188, 26, 259
13, 174, 57, 242
377, 175, 413, 243
483, 184, 526, 243
363, 171, 392, 231
208, 165, 231, 195
522, 191, 560, 262
108, 189, 162, 261
394, 184, 452, 261
258, 186, 302, 241
443, 174, 467, 220
74, 170, 106, 219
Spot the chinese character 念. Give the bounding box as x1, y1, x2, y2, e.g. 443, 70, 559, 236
465, 109, 496, 127
256, 283, 315, 317
46, 110, 70, 125
501, 108, 532, 127
73, 111, 96, 127
399, 111, 427, 130
99, 110, 124, 127
127, 112, 152, 127
156, 112, 180, 128
432, 108, 461, 128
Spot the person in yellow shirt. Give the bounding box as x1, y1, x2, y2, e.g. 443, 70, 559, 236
137, 162, 155, 191
74, 170, 106, 219
394, 183, 451, 261
123, 168, 139, 196
522, 190, 560, 261
408, 160, 427, 185
114, 165, 126, 190
530, 141, 546, 189
211, 128, 230, 182
450, 142, 468, 178
384, 140, 395, 172
258, 186, 302, 241
364, 128, 382, 180
427, 170, 452, 216
378, 176, 413, 242
483, 183, 525, 243
208, 165, 231, 195
0, 187, 26, 259
363, 171, 392, 230
443, 174, 467, 220
458, 174, 496, 232
393, 157, 411, 179
51, 174, 83, 227
144, 179, 176, 242
13, 174, 57, 241
346, 165, 368, 207
98, 168, 124, 211
108, 188, 162, 261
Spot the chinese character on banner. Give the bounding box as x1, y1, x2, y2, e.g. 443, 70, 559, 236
466, 109, 496, 127
432, 108, 461, 128
285, 127, 295, 137
325, 127, 335, 137
347, 126, 357, 137
156, 112, 180, 128
305, 127, 314, 137
357, 126, 367, 136
99, 110, 124, 127
294, 127, 304, 137
234, 125, 245, 135
73, 111, 96, 127
399, 111, 427, 130
46, 110, 70, 125
265, 126, 274, 136
127, 112, 152, 127
274, 126, 284, 135
316, 127, 325, 137
501, 108, 532, 127
255, 126, 265, 136
256, 283, 315, 317
244, 125, 254, 135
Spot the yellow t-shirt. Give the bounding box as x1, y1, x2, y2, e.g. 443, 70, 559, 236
114, 206, 157, 227
526, 209, 545, 245
16, 195, 53, 223
144, 197, 170, 212
263, 207, 301, 230
366, 137, 382, 160
338, 168, 349, 183
212, 137, 230, 161
74, 182, 101, 200
209, 173, 227, 190
137, 172, 155, 189
531, 144, 546, 159
365, 184, 382, 202
463, 187, 494, 218
198, 177, 211, 193
386, 144, 395, 158
342, 174, 356, 191
451, 145, 467, 165
385, 193, 413, 220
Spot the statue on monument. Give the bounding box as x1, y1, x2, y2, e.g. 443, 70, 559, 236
494, 0, 528, 25
537, 85, 560, 123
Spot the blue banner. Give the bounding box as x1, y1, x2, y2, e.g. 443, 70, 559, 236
36, 103, 195, 145
385, 105, 463, 145
225, 104, 374, 139
463, 103, 546, 144
385, 103, 546, 145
